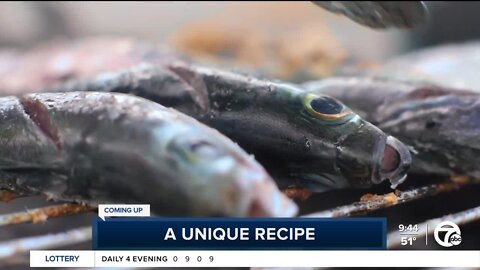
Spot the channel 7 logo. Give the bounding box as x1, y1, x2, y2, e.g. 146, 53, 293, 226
434, 221, 462, 247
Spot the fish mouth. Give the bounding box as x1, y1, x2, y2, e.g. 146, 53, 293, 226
378, 136, 412, 188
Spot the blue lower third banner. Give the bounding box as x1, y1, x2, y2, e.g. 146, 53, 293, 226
92, 218, 386, 250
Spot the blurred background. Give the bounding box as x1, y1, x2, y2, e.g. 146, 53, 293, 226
1, 2, 476, 81
0, 1, 406, 56
0, 1, 414, 83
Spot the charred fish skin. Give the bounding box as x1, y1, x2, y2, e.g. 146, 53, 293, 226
379, 95, 480, 179
0, 92, 297, 218
303, 77, 480, 178
50, 63, 411, 191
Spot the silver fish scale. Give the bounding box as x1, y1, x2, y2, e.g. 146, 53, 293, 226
313, 1, 427, 29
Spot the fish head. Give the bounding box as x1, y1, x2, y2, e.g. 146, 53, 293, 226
275, 84, 412, 190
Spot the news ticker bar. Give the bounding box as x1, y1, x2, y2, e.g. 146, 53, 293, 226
30, 250, 480, 268
93, 218, 386, 250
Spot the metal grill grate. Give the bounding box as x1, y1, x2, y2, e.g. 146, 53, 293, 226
1, 176, 479, 266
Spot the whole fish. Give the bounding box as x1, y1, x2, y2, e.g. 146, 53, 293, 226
303, 77, 480, 178
46, 63, 412, 191
312, 1, 427, 29
0, 92, 297, 217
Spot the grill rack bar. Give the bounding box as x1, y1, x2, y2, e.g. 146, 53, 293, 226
0, 226, 91, 263
304, 177, 478, 218
0, 189, 30, 203
0, 203, 94, 227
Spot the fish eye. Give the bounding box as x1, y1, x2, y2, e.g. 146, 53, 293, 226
304, 94, 354, 122
168, 135, 227, 165
311, 96, 343, 114
189, 141, 225, 159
